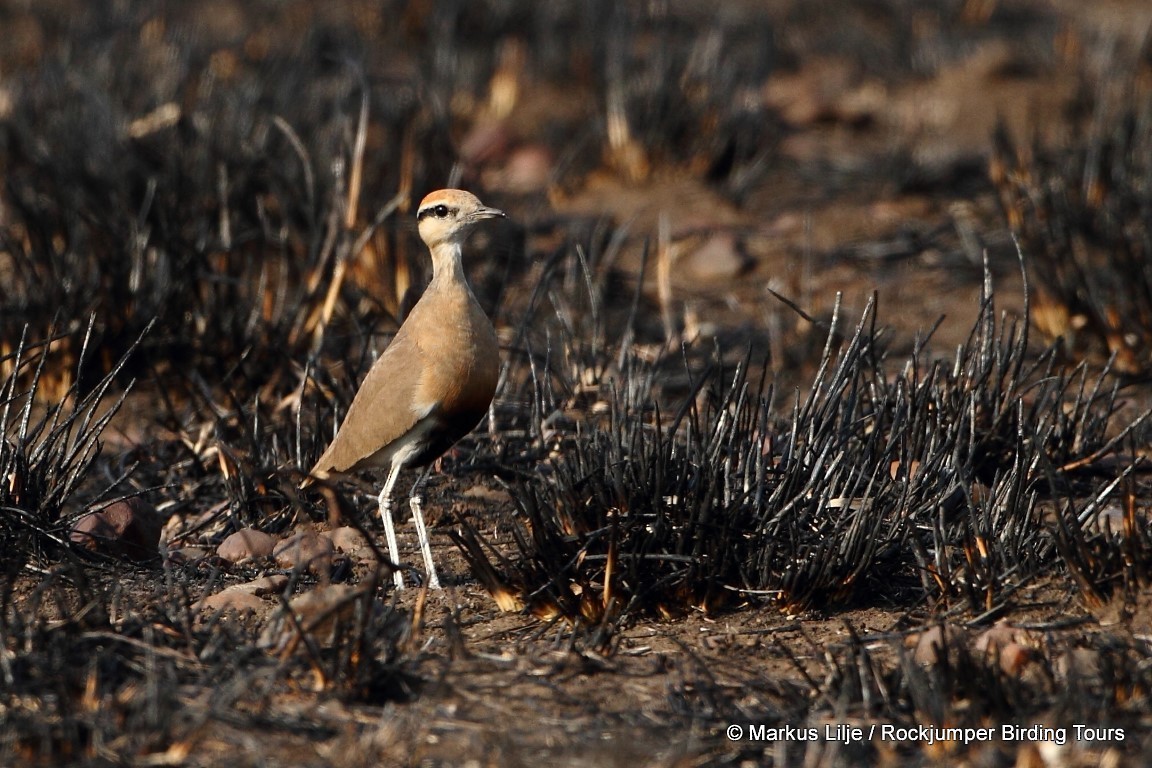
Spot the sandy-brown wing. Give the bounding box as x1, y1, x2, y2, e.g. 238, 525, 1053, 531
308, 327, 427, 477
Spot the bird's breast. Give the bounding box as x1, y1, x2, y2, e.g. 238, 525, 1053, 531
411, 288, 499, 425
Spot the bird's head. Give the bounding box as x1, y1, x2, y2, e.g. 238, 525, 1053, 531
416, 189, 505, 250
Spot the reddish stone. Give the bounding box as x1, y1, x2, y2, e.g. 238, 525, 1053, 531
273, 530, 335, 576
217, 527, 277, 564
70, 498, 162, 563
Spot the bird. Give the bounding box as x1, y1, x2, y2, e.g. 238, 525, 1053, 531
305, 189, 504, 590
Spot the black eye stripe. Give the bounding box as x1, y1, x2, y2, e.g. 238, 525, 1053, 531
417, 204, 454, 221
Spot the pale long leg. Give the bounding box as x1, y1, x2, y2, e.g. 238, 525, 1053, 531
378, 463, 405, 590
409, 467, 441, 589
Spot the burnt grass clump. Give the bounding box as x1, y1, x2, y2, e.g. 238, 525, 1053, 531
461, 254, 1147, 623
992, 69, 1152, 377
3, 0, 1152, 765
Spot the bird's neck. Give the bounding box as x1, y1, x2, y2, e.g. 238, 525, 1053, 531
429, 242, 467, 286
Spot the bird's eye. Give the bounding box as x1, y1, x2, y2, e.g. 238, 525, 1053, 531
417, 203, 455, 221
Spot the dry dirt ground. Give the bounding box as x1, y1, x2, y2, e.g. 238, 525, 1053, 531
4, 1, 1152, 766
